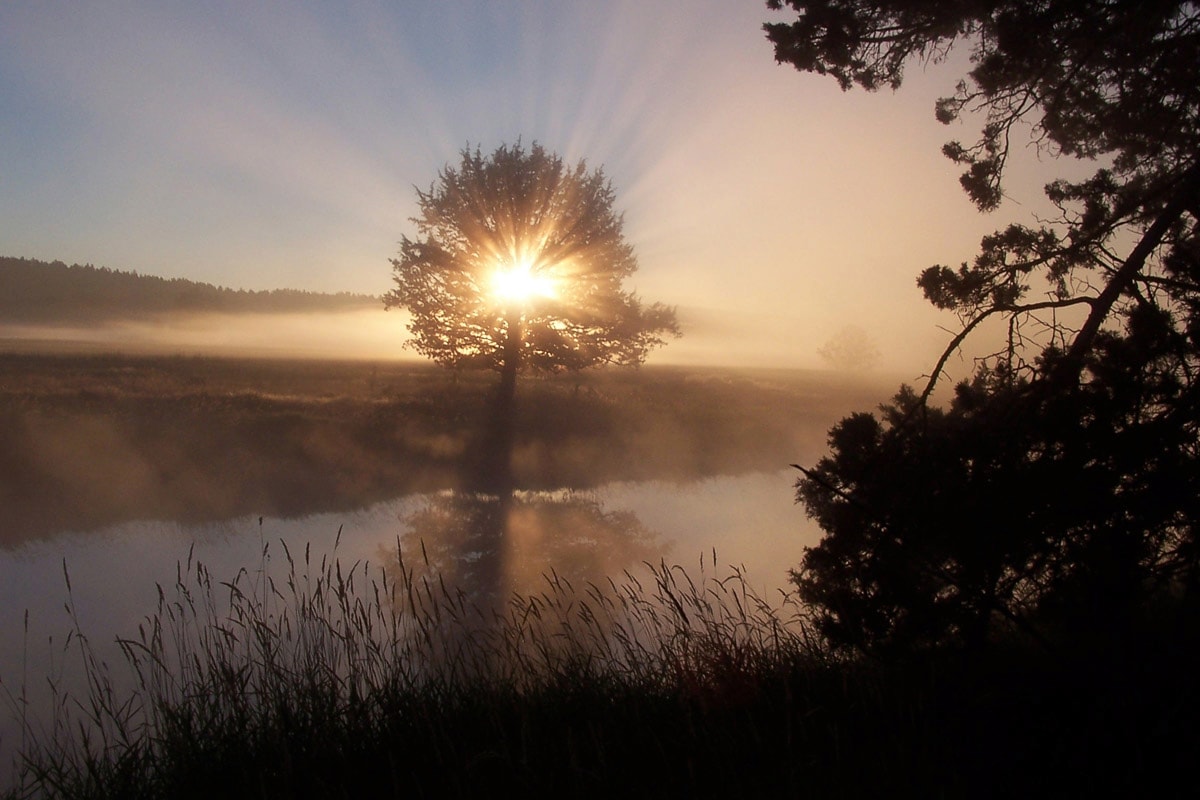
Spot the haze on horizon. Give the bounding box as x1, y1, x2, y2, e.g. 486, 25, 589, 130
0, 2, 1074, 377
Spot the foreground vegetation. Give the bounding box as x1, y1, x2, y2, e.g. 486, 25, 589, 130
1, 538, 1194, 799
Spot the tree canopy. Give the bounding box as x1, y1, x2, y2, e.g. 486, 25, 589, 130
384, 143, 679, 382
767, 0, 1200, 655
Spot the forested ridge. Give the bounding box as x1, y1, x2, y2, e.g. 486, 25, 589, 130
0, 256, 377, 324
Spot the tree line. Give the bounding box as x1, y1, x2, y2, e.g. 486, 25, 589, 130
0, 256, 377, 324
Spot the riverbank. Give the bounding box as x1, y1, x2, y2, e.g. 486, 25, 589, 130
0, 352, 894, 544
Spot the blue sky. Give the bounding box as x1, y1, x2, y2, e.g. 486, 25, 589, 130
0, 1, 1066, 371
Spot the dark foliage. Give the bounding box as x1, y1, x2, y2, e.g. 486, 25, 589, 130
796, 349, 1199, 657
766, 0, 1199, 210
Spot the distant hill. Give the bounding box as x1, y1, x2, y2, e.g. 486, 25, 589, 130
0, 256, 379, 324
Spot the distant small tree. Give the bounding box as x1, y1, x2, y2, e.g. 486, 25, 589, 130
817, 325, 881, 371
385, 142, 680, 408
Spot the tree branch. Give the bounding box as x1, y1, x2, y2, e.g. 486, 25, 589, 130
1058, 161, 1200, 382
791, 464, 874, 515
918, 296, 1095, 406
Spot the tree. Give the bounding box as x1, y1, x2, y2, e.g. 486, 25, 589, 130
796, 363, 1199, 656
384, 142, 680, 407
817, 324, 881, 371
766, 1, 1200, 654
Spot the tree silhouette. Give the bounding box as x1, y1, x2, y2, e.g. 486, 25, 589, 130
384, 142, 680, 409
767, 1, 1200, 655
795, 367, 1199, 656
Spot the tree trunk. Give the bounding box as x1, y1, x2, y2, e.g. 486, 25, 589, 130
475, 309, 521, 492
497, 308, 521, 421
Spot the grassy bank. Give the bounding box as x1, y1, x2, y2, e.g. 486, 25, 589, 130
3, 541, 1194, 799
0, 352, 893, 544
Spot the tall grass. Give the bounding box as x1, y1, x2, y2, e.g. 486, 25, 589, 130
3, 537, 834, 799
6, 533, 1194, 799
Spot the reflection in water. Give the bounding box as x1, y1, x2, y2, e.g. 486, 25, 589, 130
396, 488, 666, 611
395, 379, 666, 611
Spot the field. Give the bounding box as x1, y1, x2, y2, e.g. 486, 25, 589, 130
0, 351, 894, 544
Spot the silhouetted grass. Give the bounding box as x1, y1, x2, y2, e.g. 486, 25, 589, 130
4, 537, 1195, 799
2, 541, 817, 798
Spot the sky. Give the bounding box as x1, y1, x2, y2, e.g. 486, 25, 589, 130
0, 1, 1072, 376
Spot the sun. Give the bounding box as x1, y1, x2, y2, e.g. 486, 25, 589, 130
491, 258, 556, 306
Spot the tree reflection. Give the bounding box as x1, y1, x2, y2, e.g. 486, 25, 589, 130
395, 487, 665, 610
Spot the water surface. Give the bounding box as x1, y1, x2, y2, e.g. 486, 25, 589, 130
0, 469, 818, 778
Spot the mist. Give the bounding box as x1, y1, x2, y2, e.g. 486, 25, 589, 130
0, 350, 896, 546
0, 309, 412, 361
0, 303, 971, 381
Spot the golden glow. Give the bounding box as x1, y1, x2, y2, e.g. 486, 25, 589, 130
491, 258, 556, 305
